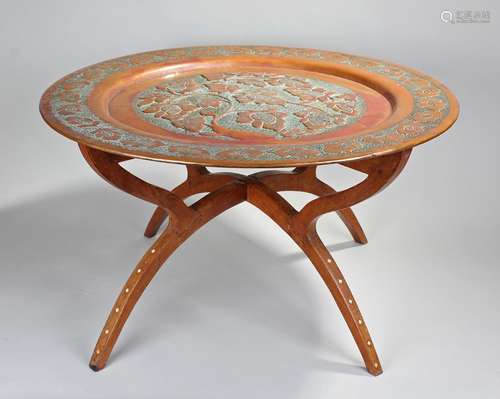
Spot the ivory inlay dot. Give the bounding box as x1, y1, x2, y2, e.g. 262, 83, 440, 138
105, 329, 109, 334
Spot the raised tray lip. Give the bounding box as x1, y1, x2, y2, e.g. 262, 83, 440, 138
40, 45, 459, 168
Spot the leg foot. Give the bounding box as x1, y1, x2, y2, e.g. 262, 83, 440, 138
144, 207, 167, 238
89, 364, 101, 372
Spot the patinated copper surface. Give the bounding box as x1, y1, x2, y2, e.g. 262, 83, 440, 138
40, 46, 458, 167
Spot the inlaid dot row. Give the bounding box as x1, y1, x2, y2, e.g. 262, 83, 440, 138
95, 252, 156, 359
323, 254, 379, 372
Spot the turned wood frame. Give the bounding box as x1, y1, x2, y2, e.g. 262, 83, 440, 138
80, 144, 411, 376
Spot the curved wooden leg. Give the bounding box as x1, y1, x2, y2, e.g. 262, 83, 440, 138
299, 223, 381, 375
247, 150, 411, 376
144, 166, 241, 238
144, 206, 169, 238
335, 208, 367, 244
80, 145, 246, 371
254, 167, 367, 244
90, 181, 246, 370
90, 216, 188, 371
246, 179, 380, 374
144, 166, 207, 237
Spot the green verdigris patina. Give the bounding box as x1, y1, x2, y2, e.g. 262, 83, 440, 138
41, 46, 457, 166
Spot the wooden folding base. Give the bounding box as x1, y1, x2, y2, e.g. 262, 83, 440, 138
79, 144, 411, 376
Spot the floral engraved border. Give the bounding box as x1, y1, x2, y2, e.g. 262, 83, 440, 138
47, 46, 453, 164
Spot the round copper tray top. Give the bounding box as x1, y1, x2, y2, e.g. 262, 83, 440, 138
40, 46, 459, 167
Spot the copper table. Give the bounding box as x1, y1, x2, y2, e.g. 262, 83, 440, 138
40, 46, 458, 375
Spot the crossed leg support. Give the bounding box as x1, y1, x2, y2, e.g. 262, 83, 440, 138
80, 144, 410, 375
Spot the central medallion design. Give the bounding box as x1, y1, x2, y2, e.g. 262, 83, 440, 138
134, 72, 365, 142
